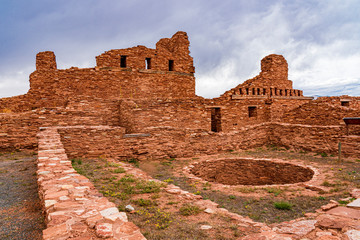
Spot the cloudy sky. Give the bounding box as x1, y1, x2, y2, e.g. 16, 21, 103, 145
0, 0, 359, 98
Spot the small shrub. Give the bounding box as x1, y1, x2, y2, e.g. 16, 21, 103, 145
238, 187, 256, 193
134, 198, 154, 206
229, 195, 236, 200
163, 178, 174, 183
161, 161, 172, 166
179, 204, 202, 216
136, 180, 165, 193
136, 207, 173, 229
321, 181, 335, 187
126, 158, 139, 168
266, 187, 283, 196
274, 201, 292, 210
119, 174, 136, 183
113, 168, 126, 173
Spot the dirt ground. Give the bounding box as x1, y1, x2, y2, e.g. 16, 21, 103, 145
72, 146, 360, 239
0, 151, 45, 240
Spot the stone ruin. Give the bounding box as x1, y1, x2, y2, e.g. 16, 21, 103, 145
1, 31, 360, 239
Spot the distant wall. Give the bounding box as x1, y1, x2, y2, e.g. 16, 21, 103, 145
57, 123, 360, 160
269, 123, 360, 156
28, 68, 195, 104
281, 97, 360, 125
0, 99, 120, 151
58, 124, 270, 160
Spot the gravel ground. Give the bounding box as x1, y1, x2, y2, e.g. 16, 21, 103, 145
0, 151, 45, 240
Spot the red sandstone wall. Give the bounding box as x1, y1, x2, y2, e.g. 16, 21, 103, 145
96, 32, 194, 74
58, 124, 270, 160
119, 98, 210, 133
281, 97, 360, 125
28, 68, 195, 103
269, 123, 360, 157
221, 54, 302, 100
0, 112, 39, 150
0, 94, 37, 112
0, 99, 120, 151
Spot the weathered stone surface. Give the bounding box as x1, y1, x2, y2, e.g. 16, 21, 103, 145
321, 202, 338, 211
200, 225, 212, 230
345, 230, 360, 240
347, 198, 360, 209
96, 222, 113, 238
42, 223, 69, 240
315, 236, 340, 240
273, 220, 316, 236
327, 206, 360, 219
351, 189, 360, 198
315, 215, 348, 230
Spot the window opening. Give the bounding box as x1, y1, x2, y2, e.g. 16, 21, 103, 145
211, 108, 222, 132
239, 88, 242, 95
145, 58, 151, 69
257, 88, 260, 95
168, 60, 174, 71
341, 101, 350, 107
248, 106, 257, 118
263, 88, 266, 95
246, 88, 249, 95
120, 56, 127, 68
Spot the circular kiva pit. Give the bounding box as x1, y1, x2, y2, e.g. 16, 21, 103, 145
190, 159, 314, 186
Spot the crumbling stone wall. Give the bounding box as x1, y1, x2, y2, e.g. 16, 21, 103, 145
269, 123, 360, 156
97, 32, 194, 74
220, 54, 304, 100
58, 124, 270, 160
281, 96, 360, 125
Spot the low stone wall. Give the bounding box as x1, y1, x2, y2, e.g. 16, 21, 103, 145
270, 123, 360, 156
53, 123, 360, 163
58, 124, 270, 160
37, 127, 145, 240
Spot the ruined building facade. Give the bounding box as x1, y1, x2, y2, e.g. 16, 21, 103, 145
1, 31, 360, 158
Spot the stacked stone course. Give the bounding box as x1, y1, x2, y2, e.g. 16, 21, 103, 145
37, 127, 145, 239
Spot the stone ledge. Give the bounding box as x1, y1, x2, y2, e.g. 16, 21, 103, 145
37, 127, 146, 240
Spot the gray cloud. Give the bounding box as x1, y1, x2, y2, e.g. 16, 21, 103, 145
0, 0, 359, 98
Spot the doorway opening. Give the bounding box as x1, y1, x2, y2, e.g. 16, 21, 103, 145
211, 107, 222, 132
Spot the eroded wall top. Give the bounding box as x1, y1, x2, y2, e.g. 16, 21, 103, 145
96, 31, 195, 74
221, 54, 305, 99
